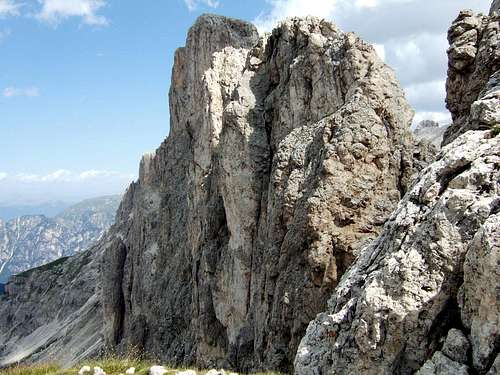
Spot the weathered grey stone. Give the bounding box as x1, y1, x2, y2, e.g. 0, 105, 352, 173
0, 245, 104, 367
470, 71, 500, 126
3, 4, 498, 374
416, 352, 469, 375
442, 329, 470, 364
205, 369, 226, 375
0, 13, 425, 371
444, 6, 500, 145
98, 14, 424, 371
151, 366, 169, 375
491, 0, 500, 14
294, 129, 499, 375
486, 354, 500, 374
413, 120, 449, 149
458, 213, 500, 372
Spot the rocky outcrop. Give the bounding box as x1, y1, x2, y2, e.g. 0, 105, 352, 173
492, 0, 500, 16
443, 6, 500, 145
295, 130, 499, 375
295, 6, 499, 375
0, 195, 121, 283
459, 211, 499, 372
96, 14, 429, 371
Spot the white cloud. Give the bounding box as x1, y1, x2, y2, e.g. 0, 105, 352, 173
0, 169, 135, 205
79, 169, 127, 180
355, 0, 378, 8
373, 43, 385, 61
3, 87, 40, 98
386, 33, 448, 86
184, 0, 219, 12
0, 0, 20, 17
36, 0, 108, 26
405, 80, 447, 112
254, 0, 420, 32
11, 169, 134, 183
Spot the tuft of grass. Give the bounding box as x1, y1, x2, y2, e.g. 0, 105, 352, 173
1, 363, 62, 375
0, 358, 287, 375
0, 357, 157, 375
492, 125, 500, 137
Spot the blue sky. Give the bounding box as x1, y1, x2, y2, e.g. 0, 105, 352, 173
0, 0, 491, 205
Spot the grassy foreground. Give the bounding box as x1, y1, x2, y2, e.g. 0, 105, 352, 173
1, 358, 284, 375
2, 358, 167, 375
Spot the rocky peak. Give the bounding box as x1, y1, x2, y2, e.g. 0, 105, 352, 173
416, 120, 440, 130
444, 5, 499, 145
100, 13, 426, 371
169, 14, 259, 141
413, 120, 449, 149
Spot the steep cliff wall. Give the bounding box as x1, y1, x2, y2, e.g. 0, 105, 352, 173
296, 6, 499, 375
97, 14, 425, 371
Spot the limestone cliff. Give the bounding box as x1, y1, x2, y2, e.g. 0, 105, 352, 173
296, 6, 499, 375
0, 14, 425, 371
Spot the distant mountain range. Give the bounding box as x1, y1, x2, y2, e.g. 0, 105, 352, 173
0, 195, 121, 283
413, 120, 450, 148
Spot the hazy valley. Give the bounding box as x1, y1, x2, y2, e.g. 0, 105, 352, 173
0, 196, 121, 284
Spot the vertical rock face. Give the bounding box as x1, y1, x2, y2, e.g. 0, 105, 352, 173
443, 6, 500, 145
493, 0, 500, 13
296, 6, 500, 375
295, 131, 499, 375
99, 14, 422, 371
0, 7, 494, 373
